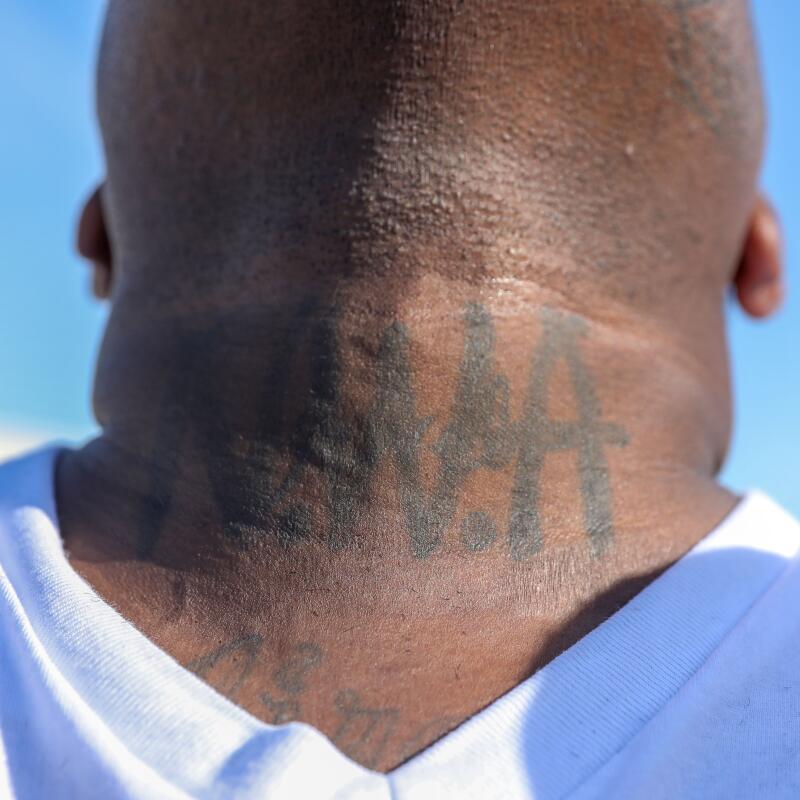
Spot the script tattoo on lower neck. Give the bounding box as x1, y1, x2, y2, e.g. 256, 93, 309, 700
186, 634, 263, 701
332, 690, 400, 769
260, 642, 323, 724
186, 635, 461, 769
137, 304, 628, 561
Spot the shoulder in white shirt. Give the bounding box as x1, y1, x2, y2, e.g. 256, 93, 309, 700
1, 447, 800, 800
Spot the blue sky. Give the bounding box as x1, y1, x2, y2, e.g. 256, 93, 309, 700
0, 2, 798, 514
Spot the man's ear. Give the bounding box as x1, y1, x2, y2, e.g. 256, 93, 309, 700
734, 195, 785, 319
77, 184, 113, 300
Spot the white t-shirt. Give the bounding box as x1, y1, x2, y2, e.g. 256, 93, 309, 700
2, 447, 800, 800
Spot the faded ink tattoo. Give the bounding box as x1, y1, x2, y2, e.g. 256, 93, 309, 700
510, 310, 627, 560
332, 690, 400, 769
137, 304, 628, 561
260, 642, 324, 724
187, 635, 464, 769
187, 634, 263, 701
658, 0, 749, 138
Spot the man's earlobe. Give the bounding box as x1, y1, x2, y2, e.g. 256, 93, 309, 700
77, 184, 113, 300
734, 195, 785, 319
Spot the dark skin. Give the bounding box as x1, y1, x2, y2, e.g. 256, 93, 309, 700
61, 0, 784, 772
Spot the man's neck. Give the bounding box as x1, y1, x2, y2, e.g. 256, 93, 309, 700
57, 272, 736, 770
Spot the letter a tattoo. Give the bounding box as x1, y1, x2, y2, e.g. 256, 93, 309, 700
509, 309, 629, 561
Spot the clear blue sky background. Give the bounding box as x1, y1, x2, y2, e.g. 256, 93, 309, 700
0, 2, 798, 514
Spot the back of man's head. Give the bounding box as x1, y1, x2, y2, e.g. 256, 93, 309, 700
96, 0, 764, 321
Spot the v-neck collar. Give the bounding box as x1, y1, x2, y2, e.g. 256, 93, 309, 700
2, 447, 797, 799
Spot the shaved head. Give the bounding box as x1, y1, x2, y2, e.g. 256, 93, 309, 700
96, 0, 763, 316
